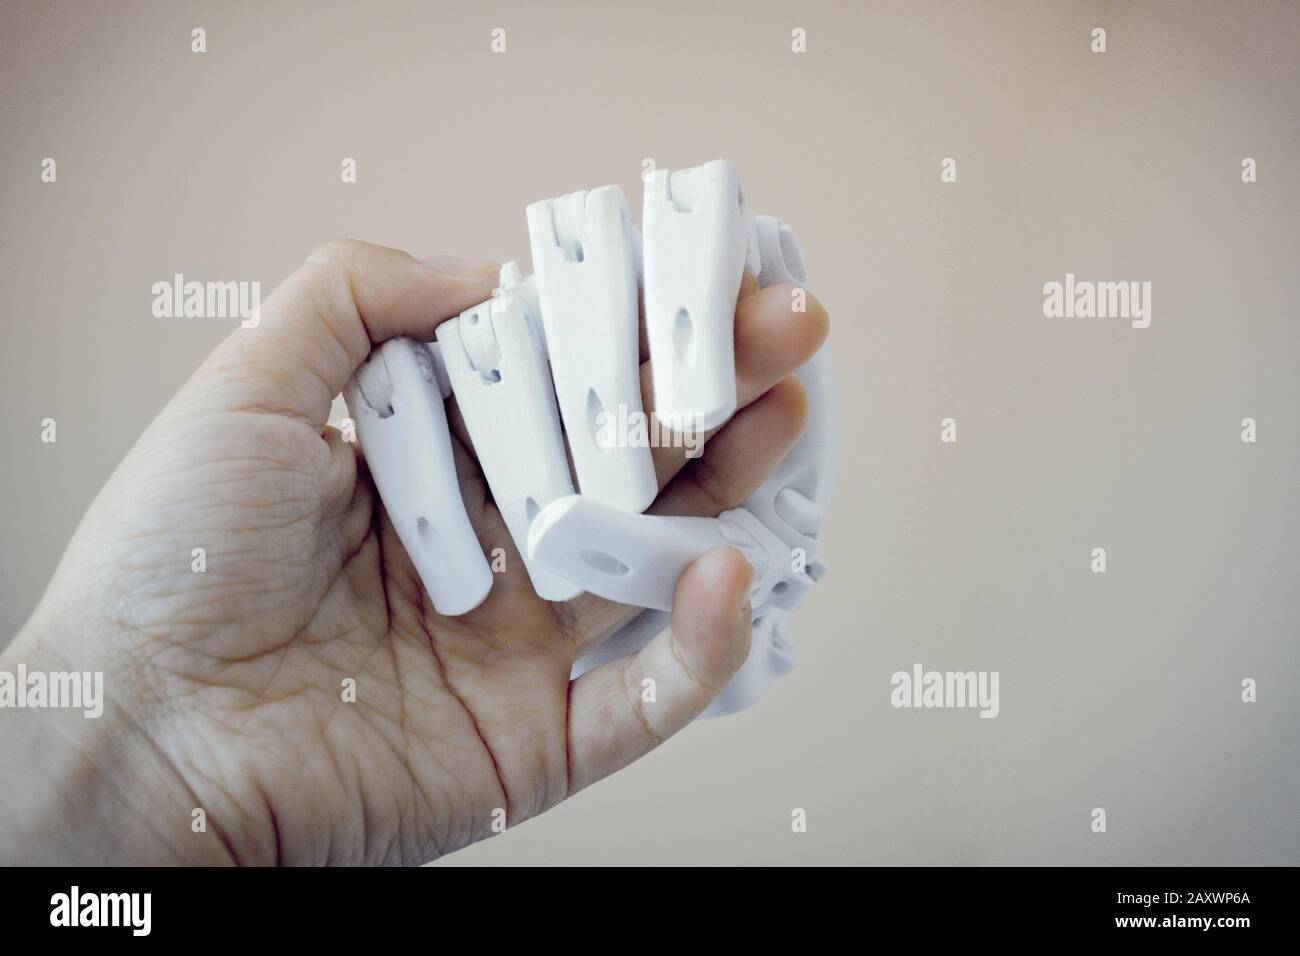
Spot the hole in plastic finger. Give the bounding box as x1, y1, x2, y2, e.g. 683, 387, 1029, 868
579, 549, 630, 576
673, 307, 694, 364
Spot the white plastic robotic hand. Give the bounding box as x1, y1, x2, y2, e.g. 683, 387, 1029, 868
345, 159, 839, 718
555, 212, 839, 717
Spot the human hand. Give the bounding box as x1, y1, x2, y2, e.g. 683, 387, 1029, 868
0, 239, 827, 865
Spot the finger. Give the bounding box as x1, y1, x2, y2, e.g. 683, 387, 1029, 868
644, 283, 827, 487
191, 241, 499, 427
566, 546, 753, 793
564, 375, 808, 650
651, 374, 809, 517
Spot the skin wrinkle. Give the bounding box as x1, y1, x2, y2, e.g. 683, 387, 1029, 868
251, 778, 284, 867
362, 662, 445, 762
392, 688, 455, 861
442, 639, 567, 818
237, 673, 347, 825
200, 620, 382, 864
179, 708, 274, 831
250, 641, 297, 702
310, 685, 359, 866
178, 753, 257, 865
214, 393, 335, 432
86, 615, 178, 717
386, 620, 417, 855
562, 679, 578, 798
547, 590, 585, 647
352, 747, 371, 867
298, 244, 375, 409
118, 747, 227, 865
667, 628, 726, 698
622, 656, 667, 746
412, 586, 512, 842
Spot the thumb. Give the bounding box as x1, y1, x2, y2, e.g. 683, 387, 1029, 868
565, 546, 755, 793
189, 240, 499, 427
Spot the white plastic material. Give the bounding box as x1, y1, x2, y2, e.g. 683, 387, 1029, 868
527, 186, 658, 513
738, 215, 839, 597
643, 159, 761, 432
345, 338, 492, 616
568, 214, 836, 719
437, 264, 581, 602
528, 495, 806, 613
538, 217, 833, 620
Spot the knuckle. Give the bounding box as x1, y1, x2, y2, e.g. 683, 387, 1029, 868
298, 240, 363, 311
305, 238, 363, 276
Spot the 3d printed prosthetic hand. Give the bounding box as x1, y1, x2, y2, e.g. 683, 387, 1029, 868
345, 160, 839, 717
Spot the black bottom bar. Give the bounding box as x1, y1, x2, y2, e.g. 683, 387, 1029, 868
1, 866, 1286, 941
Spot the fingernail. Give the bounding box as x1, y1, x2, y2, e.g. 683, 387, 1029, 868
419, 254, 500, 276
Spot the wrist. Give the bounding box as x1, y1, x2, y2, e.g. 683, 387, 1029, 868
0, 615, 234, 865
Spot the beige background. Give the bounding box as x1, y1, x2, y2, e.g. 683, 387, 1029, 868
2, 1, 1297, 864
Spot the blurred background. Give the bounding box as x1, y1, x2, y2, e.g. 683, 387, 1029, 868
2, 0, 1297, 864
